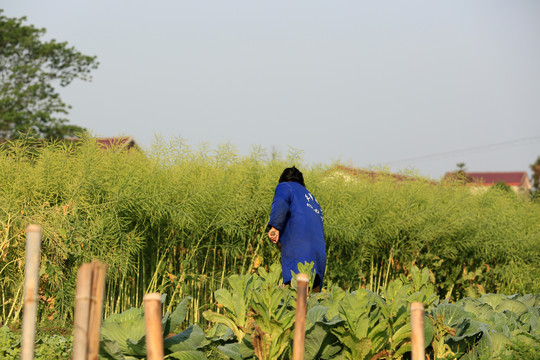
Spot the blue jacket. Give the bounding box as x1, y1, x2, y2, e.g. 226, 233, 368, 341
268, 181, 326, 286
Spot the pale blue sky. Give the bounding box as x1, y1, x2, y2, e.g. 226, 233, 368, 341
3, 1, 540, 178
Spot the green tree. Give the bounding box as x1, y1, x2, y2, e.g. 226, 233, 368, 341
492, 180, 512, 193
449, 162, 469, 182
0, 10, 98, 140
530, 156, 540, 193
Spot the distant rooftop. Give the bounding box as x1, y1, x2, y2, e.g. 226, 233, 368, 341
95, 136, 136, 150
466, 172, 528, 186
443, 171, 532, 191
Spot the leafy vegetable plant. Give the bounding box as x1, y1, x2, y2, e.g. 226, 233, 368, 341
100, 296, 208, 359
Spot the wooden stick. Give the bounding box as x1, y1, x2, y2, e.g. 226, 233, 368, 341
144, 293, 164, 360
292, 273, 309, 360
21, 225, 42, 360
72, 263, 93, 360
87, 260, 107, 360
411, 302, 425, 360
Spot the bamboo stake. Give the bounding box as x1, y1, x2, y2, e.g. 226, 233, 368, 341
21, 225, 42, 360
144, 293, 164, 360
292, 273, 309, 360
72, 263, 93, 360
87, 260, 107, 360
411, 302, 425, 360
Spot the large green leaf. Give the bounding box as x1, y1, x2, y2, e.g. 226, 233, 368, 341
490, 312, 513, 334
205, 323, 235, 342
213, 287, 248, 330
410, 266, 430, 291
338, 295, 370, 339
320, 344, 344, 359
228, 274, 252, 300
319, 286, 347, 320
100, 339, 126, 360
100, 308, 147, 356
305, 305, 344, 359
393, 342, 411, 358
382, 278, 405, 301
367, 322, 388, 353
291, 261, 316, 289
431, 303, 469, 327
165, 325, 207, 352
324, 314, 346, 326
306, 305, 329, 327
480, 294, 506, 310
251, 285, 293, 334
165, 297, 192, 335
217, 340, 255, 360
338, 290, 383, 339
352, 337, 372, 360
457, 297, 497, 322
202, 310, 242, 341
304, 322, 341, 359
423, 316, 435, 348
304, 325, 324, 358
513, 294, 540, 308
232, 292, 247, 327
390, 322, 411, 347
214, 290, 239, 322
520, 309, 540, 334
494, 298, 529, 318
407, 290, 439, 307
256, 263, 282, 287
477, 330, 510, 358
167, 350, 207, 360
449, 319, 488, 342
509, 331, 540, 351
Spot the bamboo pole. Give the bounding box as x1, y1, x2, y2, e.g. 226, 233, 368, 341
21, 225, 42, 360
72, 263, 93, 360
292, 273, 309, 360
144, 293, 164, 360
87, 261, 107, 360
411, 302, 425, 360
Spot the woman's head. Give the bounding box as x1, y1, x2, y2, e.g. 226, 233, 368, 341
279, 166, 305, 187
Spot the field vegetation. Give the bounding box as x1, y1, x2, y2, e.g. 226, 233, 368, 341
0, 136, 539, 330
1, 264, 538, 359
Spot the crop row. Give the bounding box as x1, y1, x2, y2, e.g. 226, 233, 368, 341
2, 264, 538, 359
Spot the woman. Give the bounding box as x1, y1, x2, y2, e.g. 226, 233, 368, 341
267, 166, 326, 291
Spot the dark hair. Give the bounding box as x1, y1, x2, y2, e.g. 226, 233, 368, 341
279, 166, 305, 187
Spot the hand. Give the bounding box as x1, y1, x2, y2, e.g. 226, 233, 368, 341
268, 227, 280, 244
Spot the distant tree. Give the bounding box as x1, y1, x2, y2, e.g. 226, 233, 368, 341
530, 156, 540, 192
492, 181, 512, 193
0, 10, 98, 140
456, 162, 467, 172
451, 162, 469, 182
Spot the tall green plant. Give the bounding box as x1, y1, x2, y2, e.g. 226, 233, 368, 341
0, 137, 539, 328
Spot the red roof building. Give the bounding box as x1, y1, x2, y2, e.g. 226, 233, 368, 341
443, 171, 532, 192
95, 136, 136, 150
65, 136, 137, 150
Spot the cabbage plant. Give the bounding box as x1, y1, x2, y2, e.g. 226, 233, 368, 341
99, 296, 208, 359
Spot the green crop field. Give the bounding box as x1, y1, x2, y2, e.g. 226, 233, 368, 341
1, 264, 539, 359
0, 137, 538, 359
